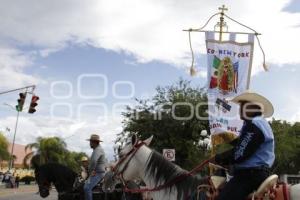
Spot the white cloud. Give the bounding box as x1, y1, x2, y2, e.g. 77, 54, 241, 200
290, 109, 300, 122
0, 47, 44, 90
277, 93, 300, 123
0, 115, 122, 161
251, 64, 300, 122
0, 0, 299, 158
0, 0, 299, 69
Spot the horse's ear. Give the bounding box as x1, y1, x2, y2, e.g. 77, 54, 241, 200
32, 162, 40, 171
131, 134, 138, 146
31, 154, 40, 170
143, 135, 153, 146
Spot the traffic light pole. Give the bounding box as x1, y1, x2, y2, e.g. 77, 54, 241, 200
9, 110, 20, 170
1, 85, 38, 170
0, 85, 35, 96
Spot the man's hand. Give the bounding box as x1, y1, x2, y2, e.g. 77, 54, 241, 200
91, 170, 96, 176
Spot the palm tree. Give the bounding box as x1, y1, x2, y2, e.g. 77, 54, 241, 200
23, 137, 67, 168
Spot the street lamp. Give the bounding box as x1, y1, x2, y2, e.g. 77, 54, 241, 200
198, 130, 211, 150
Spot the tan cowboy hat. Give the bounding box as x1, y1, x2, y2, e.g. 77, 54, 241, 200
80, 156, 88, 162
86, 134, 103, 142
231, 90, 274, 118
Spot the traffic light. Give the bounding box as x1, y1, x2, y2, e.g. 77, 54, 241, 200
28, 95, 39, 114
16, 93, 27, 112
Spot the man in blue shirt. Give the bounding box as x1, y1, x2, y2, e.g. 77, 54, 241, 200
84, 134, 106, 200
213, 91, 275, 200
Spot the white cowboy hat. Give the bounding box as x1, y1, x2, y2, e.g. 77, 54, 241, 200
86, 134, 103, 142
231, 91, 274, 118
80, 156, 88, 162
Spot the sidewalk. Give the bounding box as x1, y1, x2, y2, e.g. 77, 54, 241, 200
0, 184, 38, 196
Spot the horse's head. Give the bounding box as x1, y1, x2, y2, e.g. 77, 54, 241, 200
113, 134, 153, 181
35, 167, 51, 198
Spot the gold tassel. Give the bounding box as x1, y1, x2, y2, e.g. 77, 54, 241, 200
190, 66, 197, 76
263, 62, 268, 71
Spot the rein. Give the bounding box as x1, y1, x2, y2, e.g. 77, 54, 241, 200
113, 141, 210, 193
123, 159, 209, 193
112, 141, 146, 177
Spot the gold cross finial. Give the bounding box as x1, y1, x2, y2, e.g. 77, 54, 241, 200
218, 5, 228, 14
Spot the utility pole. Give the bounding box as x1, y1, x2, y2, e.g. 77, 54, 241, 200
9, 110, 20, 170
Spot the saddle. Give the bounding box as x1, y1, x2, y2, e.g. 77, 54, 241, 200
247, 174, 278, 199
201, 174, 281, 200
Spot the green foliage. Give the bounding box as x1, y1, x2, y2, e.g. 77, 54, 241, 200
24, 137, 67, 167
270, 119, 300, 174
20, 175, 35, 184
0, 132, 10, 161
122, 79, 210, 170
121, 79, 300, 175
24, 136, 87, 173
62, 151, 88, 172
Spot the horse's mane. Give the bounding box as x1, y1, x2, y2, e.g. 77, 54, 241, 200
145, 151, 207, 199
37, 163, 77, 192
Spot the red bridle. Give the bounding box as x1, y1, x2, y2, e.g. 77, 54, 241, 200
112, 141, 146, 179
111, 140, 210, 195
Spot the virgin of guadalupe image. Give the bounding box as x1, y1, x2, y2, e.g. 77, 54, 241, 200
217, 57, 234, 93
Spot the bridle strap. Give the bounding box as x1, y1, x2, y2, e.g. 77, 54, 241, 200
123, 159, 210, 193
113, 141, 146, 177
113, 142, 211, 195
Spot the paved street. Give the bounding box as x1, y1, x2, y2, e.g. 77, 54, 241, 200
0, 185, 57, 200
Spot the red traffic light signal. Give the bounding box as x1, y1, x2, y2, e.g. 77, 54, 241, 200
16, 93, 27, 112
28, 95, 39, 114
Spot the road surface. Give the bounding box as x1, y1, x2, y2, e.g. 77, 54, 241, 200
0, 185, 57, 200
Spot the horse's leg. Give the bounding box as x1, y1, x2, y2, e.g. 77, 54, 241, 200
290, 183, 300, 200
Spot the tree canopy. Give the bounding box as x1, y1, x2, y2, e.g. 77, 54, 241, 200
0, 132, 10, 162
270, 119, 300, 174
24, 136, 87, 172
122, 79, 210, 169
121, 79, 300, 175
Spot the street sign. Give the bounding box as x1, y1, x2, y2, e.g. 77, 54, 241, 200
163, 149, 175, 161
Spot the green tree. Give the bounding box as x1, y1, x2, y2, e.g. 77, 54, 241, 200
24, 137, 67, 168
122, 79, 209, 169
0, 132, 10, 163
24, 136, 87, 172
270, 119, 300, 174
63, 151, 88, 172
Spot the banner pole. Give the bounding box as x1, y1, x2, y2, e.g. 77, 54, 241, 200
209, 5, 228, 175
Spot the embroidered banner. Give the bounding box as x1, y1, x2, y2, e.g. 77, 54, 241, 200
205, 32, 254, 146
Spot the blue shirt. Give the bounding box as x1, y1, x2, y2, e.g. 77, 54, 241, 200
215, 116, 275, 169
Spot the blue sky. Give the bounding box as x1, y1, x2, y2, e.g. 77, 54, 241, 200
0, 0, 299, 160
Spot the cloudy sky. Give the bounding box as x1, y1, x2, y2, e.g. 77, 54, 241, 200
0, 0, 299, 160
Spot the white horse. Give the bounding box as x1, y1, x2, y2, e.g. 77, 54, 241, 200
112, 135, 300, 200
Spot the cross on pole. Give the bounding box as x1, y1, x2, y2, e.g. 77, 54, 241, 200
218, 5, 228, 14
218, 5, 228, 41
